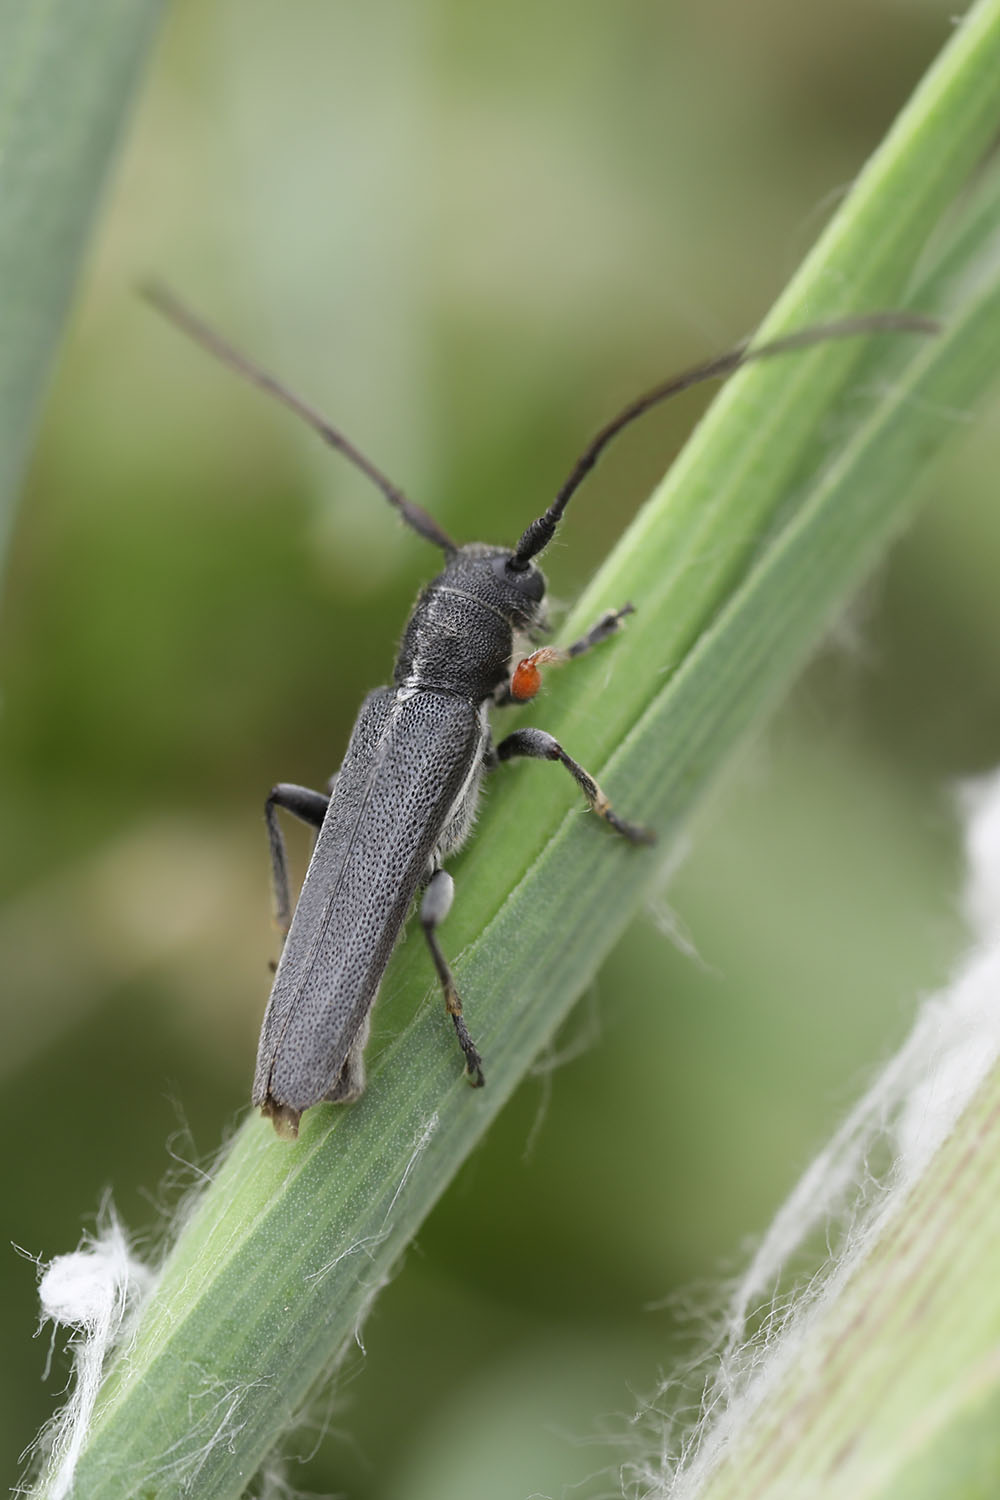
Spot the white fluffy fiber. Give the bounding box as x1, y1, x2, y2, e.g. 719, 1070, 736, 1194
636, 768, 1000, 1499
29, 1211, 156, 1500
24, 1111, 441, 1498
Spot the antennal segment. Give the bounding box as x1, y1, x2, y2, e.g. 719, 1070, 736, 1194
141, 282, 456, 556
510, 311, 939, 567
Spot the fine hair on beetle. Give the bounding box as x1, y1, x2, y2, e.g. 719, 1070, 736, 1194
143, 285, 937, 1138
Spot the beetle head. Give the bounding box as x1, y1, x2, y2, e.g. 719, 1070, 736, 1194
446, 544, 547, 629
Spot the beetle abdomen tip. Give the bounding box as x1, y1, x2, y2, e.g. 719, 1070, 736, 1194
263, 1099, 301, 1141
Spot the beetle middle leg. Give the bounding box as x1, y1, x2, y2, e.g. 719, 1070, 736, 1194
563, 603, 635, 658
420, 868, 485, 1088
265, 782, 330, 939
494, 728, 654, 845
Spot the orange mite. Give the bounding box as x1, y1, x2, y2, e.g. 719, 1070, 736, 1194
510, 646, 566, 702
510, 655, 543, 701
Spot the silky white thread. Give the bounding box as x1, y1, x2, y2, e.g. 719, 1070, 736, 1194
26, 1209, 157, 1500
307, 1110, 439, 1286
646, 834, 709, 968
627, 768, 1000, 1499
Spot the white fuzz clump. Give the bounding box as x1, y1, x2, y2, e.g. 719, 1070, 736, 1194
631, 768, 1000, 1499
28, 1210, 156, 1500
22, 1110, 440, 1496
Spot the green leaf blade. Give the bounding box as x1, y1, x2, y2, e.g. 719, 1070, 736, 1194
0, 0, 164, 563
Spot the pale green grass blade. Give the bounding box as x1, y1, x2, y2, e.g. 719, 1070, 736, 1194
0, 0, 164, 564
54, 2, 1000, 1494
692, 1064, 1000, 1500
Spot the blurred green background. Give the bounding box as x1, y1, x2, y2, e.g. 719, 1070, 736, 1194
4, 1, 999, 1494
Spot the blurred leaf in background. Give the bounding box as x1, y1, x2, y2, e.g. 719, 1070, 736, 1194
0, 0, 163, 561
3, 0, 998, 1495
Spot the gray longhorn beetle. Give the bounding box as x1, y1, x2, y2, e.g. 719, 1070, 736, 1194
145, 288, 934, 1138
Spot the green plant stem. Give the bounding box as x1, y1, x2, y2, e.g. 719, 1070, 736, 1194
52, 2, 1000, 1494
0, 0, 164, 567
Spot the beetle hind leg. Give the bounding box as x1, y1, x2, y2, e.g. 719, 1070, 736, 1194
265, 782, 331, 939
420, 869, 485, 1088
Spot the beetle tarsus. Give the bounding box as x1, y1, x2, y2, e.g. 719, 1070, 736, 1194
601, 805, 657, 845
565, 602, 635, 659
446, 989, 485, 1085
453, 1014, 485, 1088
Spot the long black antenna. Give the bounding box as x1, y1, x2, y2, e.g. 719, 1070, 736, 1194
510, 311, 939, 567
141, 282, 457, 556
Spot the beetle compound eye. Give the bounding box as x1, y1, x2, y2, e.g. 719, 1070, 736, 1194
493, 554, 545, 601
518, 571, 545, 602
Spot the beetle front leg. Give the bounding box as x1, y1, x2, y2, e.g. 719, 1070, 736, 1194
419, 869, 485, 1087
563, 603, 635, 659
265, 782, 331, 939
495, 728, 655, 845
497, 604, 634, 706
